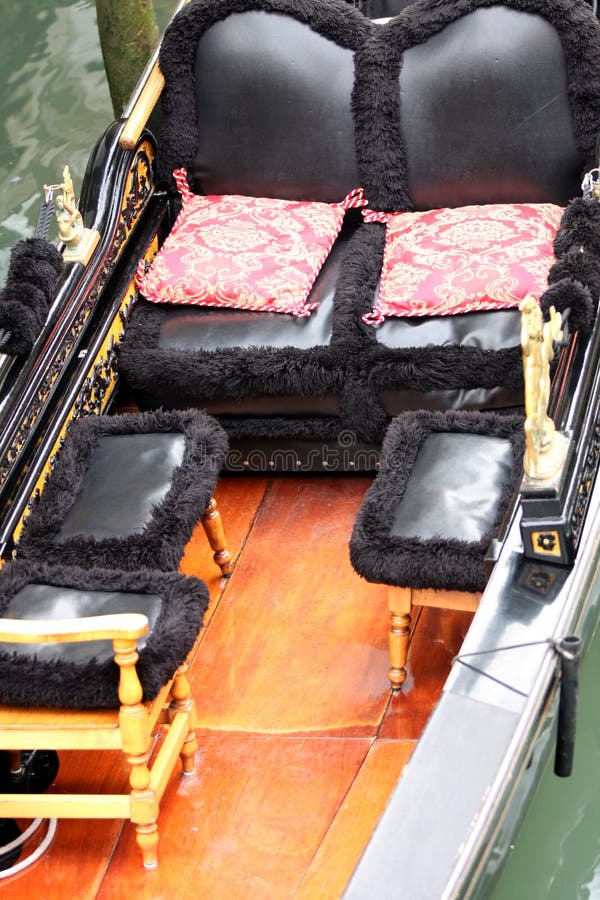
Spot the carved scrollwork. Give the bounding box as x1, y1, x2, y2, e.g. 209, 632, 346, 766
570, 421, 600, 544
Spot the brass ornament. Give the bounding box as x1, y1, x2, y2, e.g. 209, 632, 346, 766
520, 296, 569, 480
44, 165, 100, 265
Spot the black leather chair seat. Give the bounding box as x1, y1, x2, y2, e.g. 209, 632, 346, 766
0, 563, 209, 708
1, 583, 162, 665
350, 410, 525, 593
58, 433, 185, 540
17, 409, 228, 571
389, 432, 514, 543
376, 309, 521, 352
157, 225, 355, 352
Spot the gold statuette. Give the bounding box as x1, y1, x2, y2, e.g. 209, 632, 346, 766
520, 296, 569, 480
44, 166, 99, 265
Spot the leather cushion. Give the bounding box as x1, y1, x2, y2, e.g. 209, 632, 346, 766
349, 410, 525, 592
0, 584, 163, 664
17, 409, 228, 572
58, 434, 185, 540
399, 7, 585, 209
192, 11, 360, 200
390, 432, 514, 542
0, 562, 210, 708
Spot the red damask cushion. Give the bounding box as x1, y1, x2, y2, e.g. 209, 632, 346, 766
362, 203, 563, 324
137, 169, 366, 318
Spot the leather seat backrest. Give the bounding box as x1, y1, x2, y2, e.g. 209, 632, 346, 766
397, 6, 586, 208
157, 0, 600, 211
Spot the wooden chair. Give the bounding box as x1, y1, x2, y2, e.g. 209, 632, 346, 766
0, 563, 210, 868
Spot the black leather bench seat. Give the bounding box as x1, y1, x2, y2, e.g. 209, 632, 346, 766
118, 0, 600, 464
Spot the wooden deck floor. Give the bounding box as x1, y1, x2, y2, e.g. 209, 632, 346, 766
2, 475, 472, 898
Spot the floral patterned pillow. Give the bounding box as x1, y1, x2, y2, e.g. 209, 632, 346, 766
136, 168, 366, 318
362, 203, 563, 324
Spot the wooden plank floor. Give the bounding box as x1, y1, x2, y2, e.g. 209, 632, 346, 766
1, 475, 471, 898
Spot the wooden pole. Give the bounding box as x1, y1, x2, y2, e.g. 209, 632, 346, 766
96, 0, 159, 118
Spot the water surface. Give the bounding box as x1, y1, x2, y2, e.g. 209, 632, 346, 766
0, 0, 174, 282
490, 616, 600, 899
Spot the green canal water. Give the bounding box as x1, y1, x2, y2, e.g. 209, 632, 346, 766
1, 2, 600, 896
489, 612, 600, 900
0, 0, 174, 282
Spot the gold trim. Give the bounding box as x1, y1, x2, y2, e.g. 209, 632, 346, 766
0, 142, 155, 494
119, 0, 192, 151
530, 530, 562, 559
11, 237, 159, 550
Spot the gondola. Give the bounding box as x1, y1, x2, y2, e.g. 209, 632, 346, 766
0, 0, 599, 895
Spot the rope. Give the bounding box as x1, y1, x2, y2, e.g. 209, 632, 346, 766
452, 637, 575, 696
33, 189, 55, 240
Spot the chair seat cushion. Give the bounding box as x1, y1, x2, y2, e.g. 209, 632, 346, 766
363, 203, 562, 324
17, 409, 228, 571
0, 563, 209, 709
137, 168, 366, 318
350, 410, 525, 592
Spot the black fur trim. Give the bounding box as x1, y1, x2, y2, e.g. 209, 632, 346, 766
0, 303, 38, 356
352, 33, 410, 212
0, 238, 63, 356
554, 198, 600, 258
0, 561, 209, 709
17, 409, 228, 571
8, 238, 63, 298
549, 250, 600, 301
330, 223, 386, 348
2, 283, 48, 326
540, 279, 594, 335
157, 0, 370, 188
350, 410, 525, 592
387, 0, 600, 172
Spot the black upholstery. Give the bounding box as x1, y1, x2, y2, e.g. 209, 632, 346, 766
399, 7, 585, 209
120, 0, 600, 466
350, 411, 525, 592
17, 409, 228, 571
389, 433, 514, 542
0, 562, 209, 708
57, 434, 186, 540
192, 12, 360, 201
2, 582, 163, 664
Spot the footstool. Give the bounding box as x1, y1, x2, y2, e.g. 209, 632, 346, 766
17, 409, 233, 576
350, 410, 525, 688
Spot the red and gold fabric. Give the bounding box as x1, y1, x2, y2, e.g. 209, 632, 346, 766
362, 203, 563, 325
137, 168, 367, 317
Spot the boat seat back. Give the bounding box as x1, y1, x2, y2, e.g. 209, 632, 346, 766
156, 0, 599, 212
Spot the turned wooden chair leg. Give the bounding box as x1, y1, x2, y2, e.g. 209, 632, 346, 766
136, 821, 159, 870
115, 635, 159, 869
388, 586, 412, 690
170, 664, 198, 775
128, 750, 159, 868
201, 497, 234, 577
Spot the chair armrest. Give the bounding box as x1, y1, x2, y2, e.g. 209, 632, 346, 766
0, 613, 149, 644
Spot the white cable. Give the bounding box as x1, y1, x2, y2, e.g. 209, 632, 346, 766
0, 818, 57, 879
0, 818, 44, 856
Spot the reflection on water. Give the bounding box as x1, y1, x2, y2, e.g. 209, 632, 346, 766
490, 616, 600, 900
0, 1, 112, 281
0, 0, 174, 283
